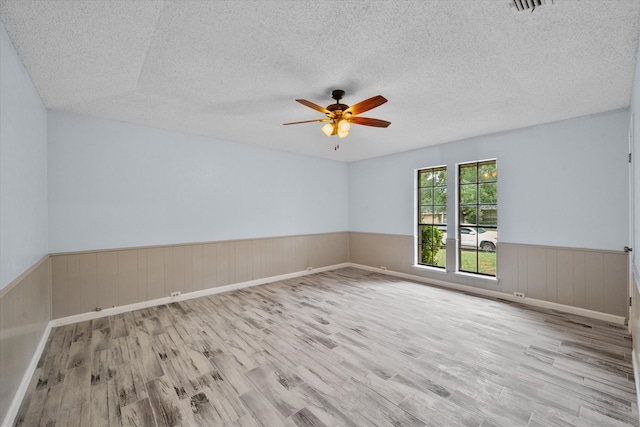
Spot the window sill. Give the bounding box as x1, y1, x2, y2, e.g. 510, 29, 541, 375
454, 271, 499, 282
411, 264, 448, 274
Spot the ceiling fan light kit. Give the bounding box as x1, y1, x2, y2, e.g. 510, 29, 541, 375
321, 123, 334, 137
284, 89, 390, 149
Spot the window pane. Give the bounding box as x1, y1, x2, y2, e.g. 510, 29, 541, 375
460, 165, 477, 184
479, 252, 496, 275
479, 206, 497, 225
420, 245, 435, 264
434, 187, 447, 205
478, 227, 498, 254
477, 227, 497, 252
420, 188, 433, 205
420, 170, 434, 187
420, 206, 435, 224
460, 226, 478, 249
479, 162, 497, 182
433, 169, 447, 186
460, 250, 477, 272
438, 226, 448, 242
460, 206, 477, 225
460, 184, 477, 204
420, 225, 434, 242
419, 225, 446, 265
434, 247, 446, 267
433, 205, 446, 225
478, 183, 497, 204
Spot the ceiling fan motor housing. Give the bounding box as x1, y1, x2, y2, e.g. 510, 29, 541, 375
328, 90, 349, 116
327, 103, 349, 114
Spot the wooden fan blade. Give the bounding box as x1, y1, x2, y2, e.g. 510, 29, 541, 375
283, 118, 331, 125
296, 99, 330, 114
350, 116, 391, 128
345, 95, 387, 116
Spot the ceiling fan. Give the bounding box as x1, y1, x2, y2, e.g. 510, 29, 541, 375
283, 90, 390, 150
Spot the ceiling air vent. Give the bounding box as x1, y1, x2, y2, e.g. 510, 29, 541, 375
512, 0, 550, 12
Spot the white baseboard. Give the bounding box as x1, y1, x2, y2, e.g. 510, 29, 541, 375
50, 263, 350, 326
2, 321, 53, 427
348, 263, 627, 325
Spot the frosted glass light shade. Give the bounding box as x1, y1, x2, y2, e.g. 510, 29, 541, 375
338, 120, 351, 132
321, 123, 334, 136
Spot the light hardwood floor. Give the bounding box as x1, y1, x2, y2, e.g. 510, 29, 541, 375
14, 267, 638, 426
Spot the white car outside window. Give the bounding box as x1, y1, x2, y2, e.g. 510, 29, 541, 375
460, 227, 497, 252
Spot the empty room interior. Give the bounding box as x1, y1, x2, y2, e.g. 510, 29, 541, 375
2, 1, 640, 426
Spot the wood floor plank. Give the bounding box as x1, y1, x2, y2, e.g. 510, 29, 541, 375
91, 347, 111, 385
245, 363, 306, 418
93, 316, 110, 331
350, 380, 426, 427
39, 383, 66, 426
63, 401, 91, 427
116, 361, 145, 407
226, 414, 261, 427
14, 387, 47, 426
108, 376, 124, 426
91, 381, 110, 426
13, 267, 638, 427
180, 391, 224, 427
196, 372, 246, 423
289, 382, 360, 427
147, 376, 185, 427
73, 320, 93, 343
36, 329, 73, 391
161, 357, 198, 400
67, 339, 92, 369
210, 354, 255, 396
92, 326, 113, 352
289, 407, 327, 427
121, 398, 157, 427
135, 345, 165, 382
111, 314, 130, 339
59, 364, 90, 412
239, 389, 292, 427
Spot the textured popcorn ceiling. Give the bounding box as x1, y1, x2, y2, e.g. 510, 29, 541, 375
1, 0, 640, 162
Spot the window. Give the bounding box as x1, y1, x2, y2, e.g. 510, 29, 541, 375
417, 167, 447, 268
458, 160, 497, 276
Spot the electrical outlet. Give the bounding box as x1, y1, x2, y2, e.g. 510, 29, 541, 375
514, 292, 525, 298
170, 291, 181, 297
380, 266, 387, 270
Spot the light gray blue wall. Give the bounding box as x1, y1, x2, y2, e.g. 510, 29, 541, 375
349, 109, 630, 252
0, 21, 48, 289
48, 111, 349, 253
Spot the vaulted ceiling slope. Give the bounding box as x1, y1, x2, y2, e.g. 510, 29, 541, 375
1, 0, 640, 161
